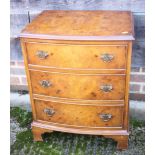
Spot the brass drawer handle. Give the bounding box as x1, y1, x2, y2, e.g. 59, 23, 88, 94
36, 50, 49, 59
99, 113, 112, 122
39, 80, 52, 88
100, 53, 114, 62
43, 108, 55, 116
100, 84, 113, 92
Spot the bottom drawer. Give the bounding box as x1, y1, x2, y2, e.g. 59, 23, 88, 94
34, 99, 124, 128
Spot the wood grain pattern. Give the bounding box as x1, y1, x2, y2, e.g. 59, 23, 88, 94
104, 135, 129, 150
28, 64, 126, 74
31, 121, 129, 135
21, 38, 129, 45
26, 42, 127, 69
31, 121, 129, 148
123, 42, 132, 131
32, 126, 53, 141
20, 10, 134, 150
20, 41, 37, 120
33, 93, 124, 104
30, 70, 126, 100
20, 10, 134, 41
34, 99, 124, 128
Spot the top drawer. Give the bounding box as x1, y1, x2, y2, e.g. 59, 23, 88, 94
26, 42, 127, 69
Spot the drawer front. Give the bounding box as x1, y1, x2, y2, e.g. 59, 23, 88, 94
30, 70, 125, 100
26, 43, 127, 69
35, 99, 124, 128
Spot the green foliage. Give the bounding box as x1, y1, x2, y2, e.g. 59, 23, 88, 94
10, 107, 32, 128
130, 119, 145, 128
11, 130, 116, 155
11, 130, 61, 155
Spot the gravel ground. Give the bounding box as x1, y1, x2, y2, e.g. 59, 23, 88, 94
10, 118, 27, 145
10, 107, 145, 155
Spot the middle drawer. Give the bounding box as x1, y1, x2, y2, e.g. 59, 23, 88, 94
30, 70, 125, 100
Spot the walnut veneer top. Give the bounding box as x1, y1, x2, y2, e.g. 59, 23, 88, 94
20, 10, 134, 41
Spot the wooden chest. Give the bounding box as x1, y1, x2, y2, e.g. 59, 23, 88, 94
20, 10, 134, 150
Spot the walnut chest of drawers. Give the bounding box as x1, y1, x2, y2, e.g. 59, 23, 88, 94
20, 10, 134, 150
